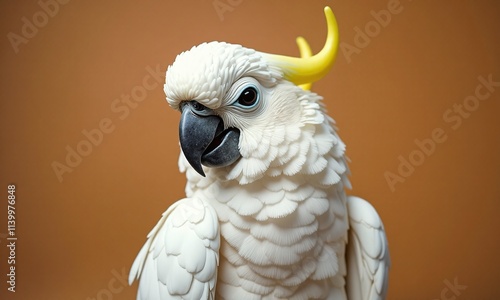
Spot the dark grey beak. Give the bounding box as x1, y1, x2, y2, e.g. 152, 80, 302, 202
179, 101, 241, 177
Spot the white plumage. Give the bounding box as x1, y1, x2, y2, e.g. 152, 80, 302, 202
129, 7, 389, 300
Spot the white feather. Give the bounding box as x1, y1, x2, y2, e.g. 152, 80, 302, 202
346, 196, 390, 300
129, 198, 220, 300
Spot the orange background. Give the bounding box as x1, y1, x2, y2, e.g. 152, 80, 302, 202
1, 1, 499, 299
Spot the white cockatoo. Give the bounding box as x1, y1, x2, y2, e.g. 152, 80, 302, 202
129, 6, 390, 300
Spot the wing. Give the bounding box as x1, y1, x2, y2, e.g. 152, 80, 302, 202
129, 197, 220, 300
346, 196, 390, 300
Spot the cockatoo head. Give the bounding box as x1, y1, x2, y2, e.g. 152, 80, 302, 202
164, 7, 340, 184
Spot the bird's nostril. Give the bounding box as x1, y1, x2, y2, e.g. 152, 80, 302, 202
179, 101, 188, 113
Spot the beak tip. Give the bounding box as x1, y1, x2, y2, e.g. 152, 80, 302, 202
182, 151, 206, 177
196, 168, 206, 177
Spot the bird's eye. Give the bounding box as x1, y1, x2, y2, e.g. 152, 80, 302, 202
236, 87, 258, 107
191, 101, 206, 112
